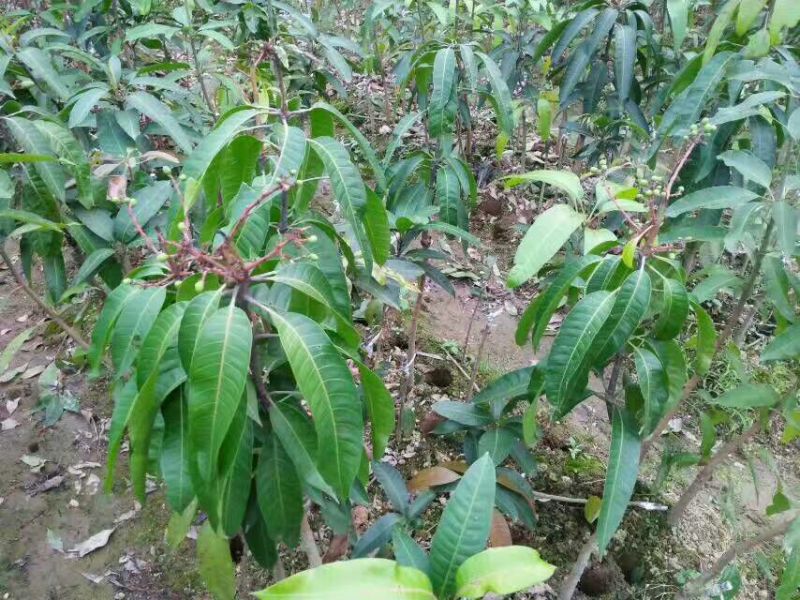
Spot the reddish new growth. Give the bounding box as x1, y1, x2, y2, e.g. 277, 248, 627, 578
127, 176, 304, 288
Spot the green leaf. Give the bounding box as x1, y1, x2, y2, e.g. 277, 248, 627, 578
432, 401, 493, 427
667, 0, 689, 47
309, 102, 387, 191
777, 547, 800, 600
772, 201, 797, 258
188, 302, 252, 482
68, 87, 109, 128
373, 461, 410, 515
537, 97, 552, 142
503, 169, 584, 203
110, 286, 166, 374
114, 180, 173, 242
592, 268, 652, 366
768, 0, 800, 42
712, 383, 780, 408
161, 390, 194, 512
703, 0, 739, 65
649, 340, 687, 410
197, 523, 236, 600
596, 407, 641, 555
3, 117, 65, 202
16, 47, 70, 100
0, 326, 34, 378
218, 400, 253, 536
762, 323, 800, 361
518, 255, 601, 350
384, 112, 422, 167
392, 528, 430, 576
475, 52, 515, 137
477, 429, 516, 465
428, 47, 457, 137
178, 289, 223, 371
166, 498, 197, 550
267, 310, 363, 500
268, 123, 307, 183
0, 209, 62, 233
429, 454, 496, 597
183, 108, 261, 181
737, 0, 767, 35
613, 24, 636, 101
547, 291, 617, 418
69, 248, 115, 289
552, 8, 599, 64
693, 303, 717, 375
308, 137, 373, 269
436, 163, 465, 229
125, 23, 180, 42
666, 186, 759, 218
508, 204, 584, 288
126, 91, 193, 153
257, 433, 302, 546
633, 346, 669, 435
253, 559, 435, 600
358, 362, 394, 460
654, 277, 689, 340
269, 401, 335, 497
454, 546, 555, 599
354, 513, 402, 558
473, 367, 535, 419
788, 108, 800, 141
718, 150, 771, 188
365, 188, 391, 265
89, 283, 135, 374
656, 52, 738, 139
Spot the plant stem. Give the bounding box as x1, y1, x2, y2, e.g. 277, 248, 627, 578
0, 245, 90, 350
667, 419, 761, 526
678, 517, 796, 600
396, 275, 426, 443
466, 323, 489, 402
190, 37, 216, 117
299, 513, 322, 568
558, 532, 597, 600
532, 490, 667, 511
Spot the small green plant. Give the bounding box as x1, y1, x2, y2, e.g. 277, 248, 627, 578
255, 455, 555, 600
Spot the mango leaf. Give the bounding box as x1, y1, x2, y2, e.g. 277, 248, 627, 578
772, 201, 797, 258
502, 169, 584, 202
667, 0, 689, 47
508, 204, 584, 288
693, 303, 717, 375
178, 289, 224, 371
711, 383, 780, 408
762, 323, 800, 361
266, 309, 363, 500
384, 111, 422, 166
353, 513, 402, 558
357, 362, 394, 460
364, 188, 391, 265
477, 429, 516, 465
429, 454, 496, 597
633, 346, 669, 435
666, 186, 759, 218
160, 390, 194, 512
737, 0, 767, 35
547, 291, 617, 418
432, 401, 493, 427
218, 399, 253, 536
436, 163, 465, 229
475, 52, 515, 137
109, 286, 166, 374
392, 528, 431, 576
68, 87, 109, 128
308, 137, 373, 269
592, 268, 652, 366
373, 461, 409, 515
16, 47, 70, 100
473, 367, 535, 419
768, 0, 800, 42
428, 47, 457, 137
183, 107, 261, 180
253, 559, 435, 600
718, 150, 771, 188
3, 117, 65, 202
454, 546, 555, 599
703, 0, 739, 65
613, 24, 636, 102
114, 180, 173, 242
126, 91, 193, 153
654, 277, 689, 340
268, 123, 307, 183
596, 407, 641, 555
257, 433, 302, 546
269, 401, 335, 497
188, 302, 252, 482
197, 523, 236, 600
89, 283, 135, 374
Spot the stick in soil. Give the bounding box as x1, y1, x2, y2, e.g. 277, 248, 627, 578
396, 275, 426, 443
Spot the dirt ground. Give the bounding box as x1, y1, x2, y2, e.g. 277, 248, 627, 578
0, 211, 797, 599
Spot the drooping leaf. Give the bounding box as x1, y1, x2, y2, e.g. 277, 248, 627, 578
703, 0, 739, 65
772, 201, 797, 258
161, 389, 195, 512
384, 112, 422, 167
666, 186, 759, 218
109, 286, 166, 374
188, 302, 252, 482
718, 150, 771, 189
266, 309, 363, 500
197, 523, 236, 600
358, 362, 394, 460
547, 291, 617, 418
364, 188, 391, 265
613, 24, 636, 102
16, 47, 70, 100
183, 107, 261, 181
454, 546, 555, 599
392, 528, 431, 576
475, 52, 515, 137
218, 399, 253, 536
436, 163, 465, 229
477, 429, 517, 466
596, 407, 641, 555
762, 323, 800, 361
667, 0, 690, 48
711, 383, 780, 408
178, 289, 224, 371
429, 454, 496, 597
126, 91, 194, 153
633, 346, 669, 435
503, 169, 584, 202
473, 367, 535, 419
693, 303, 717, 375
592, 268, 652, 366
253, 559, 435, 600
428, 47, 457, 138
257, 433, 302, 546
507, 204, 584, 288
3, 116, 65, 202
654, 277, 689, 340
353, 513, 402, 558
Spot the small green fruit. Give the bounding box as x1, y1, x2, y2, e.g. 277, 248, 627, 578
177, 222, 187, 232
306, 234, 318, 244
194, 279, 205, 293
122, 277, 132, 284
156, 252, 169, 262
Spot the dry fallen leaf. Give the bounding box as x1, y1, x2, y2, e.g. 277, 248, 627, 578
85, 474, 101, 495
6, 398, 19, 415
29, 475, 64, 496
2, 418, 19, 431
489, 510, 512, 547
408, 466, 461, 492
21, 454, 46, 471
68, 528, 115, 558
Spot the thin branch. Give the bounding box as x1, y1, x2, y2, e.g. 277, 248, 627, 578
0, 245, 90, 350
532, 490, 667, 511
558, 532, 597, 600
678, 517, 796, 600
299, 513, 322, 568
397, 275, 426, 443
